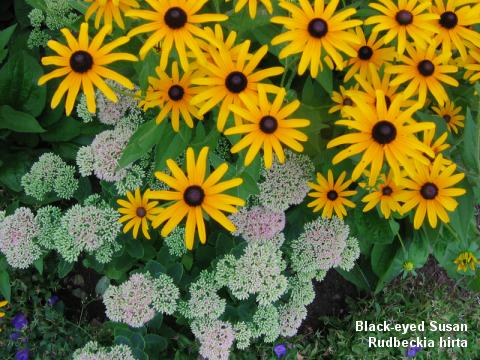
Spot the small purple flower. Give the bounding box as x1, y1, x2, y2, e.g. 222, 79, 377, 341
15, 349, 29, 360
47, 295, 60, 306
10, 331, 21, 341
11, 313, 28, 330
406, 346, 422, 357
273, 343, 287, 358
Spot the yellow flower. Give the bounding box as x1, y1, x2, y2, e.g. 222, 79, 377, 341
344, 27, 396, 82
38, 23, 137, 115
149, 147, 245, 250
365, 0, 439, 55
85, 0, 140, 30
307, 170, 357, 219
225, 87, 310, 168
463, 49, 480, 82
419, 129, 452, 168
431, 0, 480, 60
403, 261, 415, 272
329, 84, 361, 118
191, 41, 283, 132
271, 0, 362, 77
362, 172, 407, 219
226, 0, 273, 19
400, 154, 466, 229
327, 90, 435, 186
454, 251, 479, 272
432, 101, 465, 134
386, 42, 459, 107
0, 300, 7, 318
117, 188, 162, 239
140, 61, 202, 132
126, 0, 227, 69
349, 69, 417, 110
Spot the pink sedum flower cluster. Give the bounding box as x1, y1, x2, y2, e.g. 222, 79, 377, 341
229, 206, 285, 243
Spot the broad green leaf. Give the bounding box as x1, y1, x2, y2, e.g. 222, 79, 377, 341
0, 105, 45, 133
0, 51, 46, 116
462, 108, 480, 174
0, 24, 17, 63
57, 259, 74, 278
33, 257, 43, 275
95, 276, 110, 296
0, 271, 11, 301
145, 334, 168, 353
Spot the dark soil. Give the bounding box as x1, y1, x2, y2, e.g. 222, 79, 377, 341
57, 262, 106, 324
300, 269, 360, 333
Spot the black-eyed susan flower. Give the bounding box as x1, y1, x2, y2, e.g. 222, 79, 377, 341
365, 0, 439, 55
224, 87, 310, 168
85, 0, 140, 30
38, 23, 137, 115
307, 170, 357, 219
149, 147, 245, 250
126, 0, 227, 69
432, 100, 465, 134
140, 61, 202, 132
362, 172, 407, 219
432, 0, 480, 60
400, 154, 466, 229
327, 90, 435, 186
344, 27, 396, 81
226, 0, 273, 19
386, 43, 458, 106
0, 300, 7, 318
464, 49, 480, 82
191, 41, 283, 132
454, 251, 479, 272
117, 188, 163, 239
420, 129, 452, 168
349, 69, 417, 110
329, 84, 361, 118
271, 0, 362, 77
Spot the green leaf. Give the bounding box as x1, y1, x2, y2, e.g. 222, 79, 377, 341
371, 243, 399, 277
0, 105, 45, 133
95, 276, 110, 296
315, 68, 333, 94
215, 233, 235, 257
0, 24, 17, 63
145, 260, 166, 277
57, 259, 74, 278
0, 271, 11, 301
462, 108, 480, 173
119, 120, 167, 169
0, 51, 46, 116
126, 239, 145, 259
167, 263, 183, 283
145, 334, 168, 353
33, 257, 43, 275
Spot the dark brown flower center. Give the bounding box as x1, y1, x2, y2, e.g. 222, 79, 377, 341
343, 98, 353, 106
358, 46, 373, 60
443, 114, 451, 123
418, 60, 435, 76
136, 207, 147, 217
70, 51, 93, 73
164, 7, 187, 29
308, 18, 328, 38
372, 121, 397, 144
395, 10, 413, 25
420, 182, 438, 200
183, 185, 205, 206
168, 85, 184, 101
259, 115, 278, 134
440, 11, 458, 29
327, 190, 338, 201
225, 71, 248, 93
382, 186, 393, 196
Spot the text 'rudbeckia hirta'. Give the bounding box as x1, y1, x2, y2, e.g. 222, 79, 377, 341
126, 0, 227, 69
307, 169, 357, 219
226, 0, 273, 19
191, 40, 283, 131
387, 43, 458, 106
225, 87, 310, 168
327, 90, 435, 186
117, 188, 163, 239
85, 0, 140, 30
400, 154, 466, 229
149, 147, 245, 250
140, 61, 202, 132
38, 23, 137, 115
271, 0, 362, 77
365, 0, 439, 55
